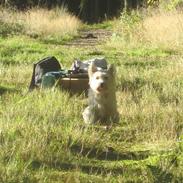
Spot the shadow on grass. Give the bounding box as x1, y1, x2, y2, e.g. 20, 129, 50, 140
119, 77, 162, 92
119, 77, 182, 105
117, 77, 164, 104
87, 50, 104, 56
0, 85, 18, 95
70, 144, 149, 161
30, 160, 142, 176
124, 60, 167, 69
30, 158, 183, 179
39, 35, 77, 45
125, 48, 177, 58
1, 58, 37, 66
148, 165, 175, 183
119, 77, 147, 92
159, 94, 180, 105
1, 60, 18, 66
40, 38, 67, 45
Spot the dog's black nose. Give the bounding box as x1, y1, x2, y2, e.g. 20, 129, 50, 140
100, 82, 104, 88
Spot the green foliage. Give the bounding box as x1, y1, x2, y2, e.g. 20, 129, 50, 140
118, 10, 143, 43
120, 10, 142, 29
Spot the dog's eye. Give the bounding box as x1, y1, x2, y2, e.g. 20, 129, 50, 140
96, 76, 99, 80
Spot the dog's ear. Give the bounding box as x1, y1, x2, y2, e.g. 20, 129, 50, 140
88, 62, 97, 77
107, 64, 115, 76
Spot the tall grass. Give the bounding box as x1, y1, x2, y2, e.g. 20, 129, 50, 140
142, 10, 183, 48
1, 5, 183, 182
104, 7, 183, 147
112, 8, 183, 50
0, 7, 81, 37
24, 7, 81, 37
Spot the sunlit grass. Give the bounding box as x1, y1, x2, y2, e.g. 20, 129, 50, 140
1, 6, 183, 182
0, 7, 81, 38
110, 9, 183, 51
142, 10, 183, 48
24, 7, 81, 37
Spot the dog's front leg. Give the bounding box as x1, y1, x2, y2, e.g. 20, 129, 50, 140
82, 106, 98, 124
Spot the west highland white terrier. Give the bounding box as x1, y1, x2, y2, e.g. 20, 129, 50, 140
82, 62, 119, 124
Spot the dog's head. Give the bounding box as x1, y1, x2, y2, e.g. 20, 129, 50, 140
88, 62, 115, 93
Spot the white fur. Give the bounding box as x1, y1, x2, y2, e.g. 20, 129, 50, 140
82, 62, 119, 124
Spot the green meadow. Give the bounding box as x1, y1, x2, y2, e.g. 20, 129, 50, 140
1, 6, 183, 182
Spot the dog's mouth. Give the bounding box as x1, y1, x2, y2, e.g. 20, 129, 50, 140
97, 87, 103, 92
97, 86, 106, 93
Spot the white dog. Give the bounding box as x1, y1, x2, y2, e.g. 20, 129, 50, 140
82, 62, 119, 124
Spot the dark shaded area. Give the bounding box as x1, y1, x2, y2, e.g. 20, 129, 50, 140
0, 85, 18, 95
1, 0, 144, 23
119, 77, 163, 93
124, 60, 168, 69
78, 0, 123, 23
118, 77, 163, 104
70, 144, 150, 161
0, 60, 18, 66
119, 76, 182, 105
147, 165, 177, 183
29, 155, 183, 180
30, 159, 143, 176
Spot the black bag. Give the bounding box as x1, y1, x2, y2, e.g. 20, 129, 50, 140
29, 56, 61, 91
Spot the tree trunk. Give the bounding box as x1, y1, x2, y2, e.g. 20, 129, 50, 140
124, 0, 128, 11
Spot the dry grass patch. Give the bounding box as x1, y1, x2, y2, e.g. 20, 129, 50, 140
112, 9, 183, 50
0, 7, 81, 37
24, 8, 81, 36
142, 10, 183, 48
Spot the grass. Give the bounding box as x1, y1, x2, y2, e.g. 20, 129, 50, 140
111, 9, 183, 50
142, 10, 183, 48
1, 6, 183, 182
23, 8, 81, 37
0, 7, 81, 42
